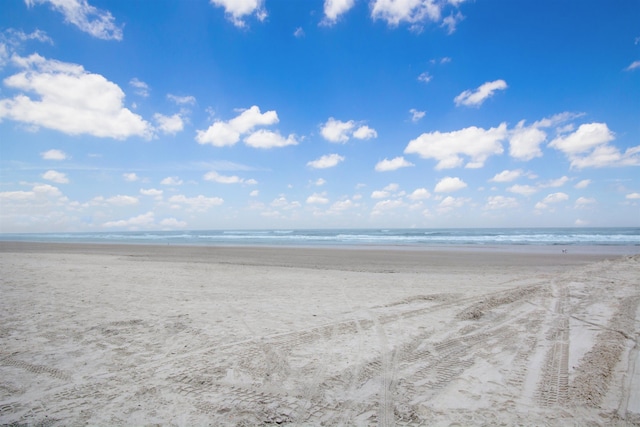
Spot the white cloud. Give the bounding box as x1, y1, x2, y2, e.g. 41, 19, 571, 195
159, 218, 187, 228
320, 117, 377, 143
535, 192, 569, 210
405, 123, 507, 169
249, 190, 259, 197
161, 176, 183, 186
507, 184, 537, 196
244, 129, 299, 148
434, 176, 467, 193
320, 117, 354, 143
484, 195, 518, 210
140, 188, 163, 199
329, 199, 356, 212
540, 176, 569, 188
372, 199, 404, 215
169, 194, 224, 211
106, 195, 139, 206
33, 183, 62, 197
307, 153, 345, 169
306, 192, 330, 204
154, 113, 184, 135
624, 60, 640, 71
548, 123, 614, 155
293, 27, 305, 37
509, 120, 547, 160
129, 78, 149, 97
417, 72, 432, 83
270, 195, 301, 210
442, 11, 463, 34
323, 0, 355, 24
575, 196, 596, 208
26, 0, 123, 40
0, 54, 152, 139
196, 105, 278, 147
103, 212, 155, 228
314, 178, 326, 186
549, 122, 640, 168
574, 179, 591, 189
203, 171, 245, 184
490, 169, 523, 183
210, 0, 267, 27
409, 108, 425, 122
626, 193, 640, 200
353, 125, 377, 140
40, 149, 67, 160
370, 0, 442, 28
371, 190, 390, 199
437, 195, 468, 213
408, 188, 431, 200
575, 218, 589, 226
454, 79, 507, 107
375, 156, 414, 172
42, 170, 69, 184
122, 172, 139, 182
167, 94, 196, 105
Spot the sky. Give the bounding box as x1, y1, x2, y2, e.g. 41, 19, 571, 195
0, 0, 639, 232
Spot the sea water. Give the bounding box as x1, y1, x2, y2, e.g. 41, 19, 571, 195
1, 227, 639, 248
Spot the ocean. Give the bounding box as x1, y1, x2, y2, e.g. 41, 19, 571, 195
1, 227, 639, 248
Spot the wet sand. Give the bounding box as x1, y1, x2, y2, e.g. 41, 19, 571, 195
1, 242, 639, 425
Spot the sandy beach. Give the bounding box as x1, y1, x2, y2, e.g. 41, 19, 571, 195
1, 242, 639, 426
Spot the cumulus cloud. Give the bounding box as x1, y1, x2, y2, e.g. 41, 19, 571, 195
375, 156, 414, 172
0, 54, 152, 139
196, 105, 278, 147
574, 179, 591, 189
575, 197, 596, 208
26, 0, 123, 40
437, 196, 468, 213
626, 193, 640, 200
408, 188, 431, 200
353, 125, 378, 140
210, 0, 267, 27
409, 108, 425, 122
103, 212, 155, 228
507, 184, 537, 196
371, 190, 390, 199
434, 176, 467, 193
404, 123, 507, 169
307, 153, 345, 169
370, 0, 448, 30
154, 113, 184, 135
244, 129, 299, 149
42, 170, 69, 184
140, 188, 163, 200
169, 194, 224, 211
548, 122, 640, 168
442, 11, 464, 34
320, 117, 377, 143
306, 192, 330, 204
484, 195, 518, 210
160, 218, 187, 228
203, 171, 247, 184
535, 192, 569, 210
322, 0, 355, 24
40, 149, 67, 160
540, 176, 569, 188
508, 112, 583, 161
372, 199, 404, 215
454, 79, 507, 107
122, 172, 139, 182
161, 176, 183, 186
490, 169, 523, 183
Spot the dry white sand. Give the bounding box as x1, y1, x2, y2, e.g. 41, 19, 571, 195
1, 242, 639, 426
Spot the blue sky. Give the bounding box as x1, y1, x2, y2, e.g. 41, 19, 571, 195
1, 0, 639, 232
